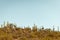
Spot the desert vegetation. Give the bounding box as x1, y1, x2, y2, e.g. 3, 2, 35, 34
0, 22, 60, 40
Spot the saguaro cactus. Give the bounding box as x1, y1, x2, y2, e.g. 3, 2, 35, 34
57, 26, 59, 32
53, 25, 55, 31
32, 24, 37, 32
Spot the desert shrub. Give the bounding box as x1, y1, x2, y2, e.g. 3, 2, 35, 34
0, 23, 60, 40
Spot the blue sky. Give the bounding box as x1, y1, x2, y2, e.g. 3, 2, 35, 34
0, 0, 60, 30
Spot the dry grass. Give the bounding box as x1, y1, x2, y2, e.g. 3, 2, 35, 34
0, 23, 60, 40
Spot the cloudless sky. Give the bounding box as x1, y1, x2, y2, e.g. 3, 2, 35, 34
0, 0, 60, 30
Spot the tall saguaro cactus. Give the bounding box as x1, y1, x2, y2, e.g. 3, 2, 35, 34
58, 26, 59, 32
32, 24, 37, 32
53, 25, 55, 31
4, 21, 5, 27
